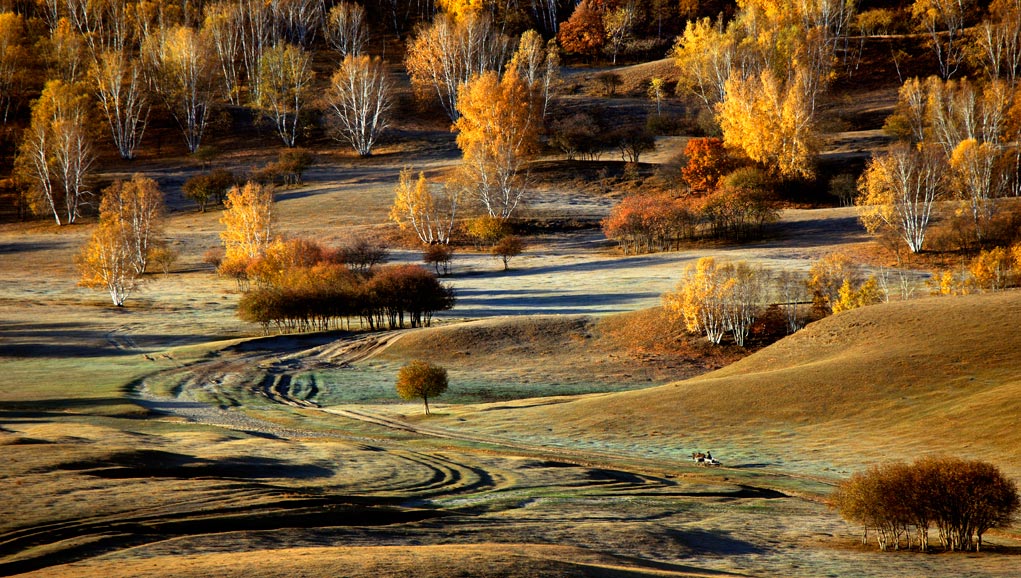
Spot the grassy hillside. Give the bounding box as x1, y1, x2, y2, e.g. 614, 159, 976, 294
451, 292, 1021, 478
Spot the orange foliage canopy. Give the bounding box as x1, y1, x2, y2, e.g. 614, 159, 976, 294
681, 137, 731, 193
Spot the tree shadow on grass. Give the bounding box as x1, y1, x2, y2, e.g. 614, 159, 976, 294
54, 448, 335, 480
448, 289, 660, 316
0, 397, 143, 419
666, 528, 768, 556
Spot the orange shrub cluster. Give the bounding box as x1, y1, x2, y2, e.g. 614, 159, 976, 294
235, 238, 454, 333
602, 184, 779, 254
832, 457, 1019, 553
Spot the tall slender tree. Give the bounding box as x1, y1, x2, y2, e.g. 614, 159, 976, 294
327, 54, 392, 156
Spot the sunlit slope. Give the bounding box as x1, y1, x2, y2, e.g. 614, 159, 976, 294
508, 292, 1021, 470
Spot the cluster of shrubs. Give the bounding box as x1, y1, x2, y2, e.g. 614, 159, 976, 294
832, 457, 1019, 553
183, 149, 315, 212
602, 182, 780, 254
930, 243, 1021, 295
218, 237, 454, 333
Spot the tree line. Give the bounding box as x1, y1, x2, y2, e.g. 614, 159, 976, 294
215, 182, 454, 333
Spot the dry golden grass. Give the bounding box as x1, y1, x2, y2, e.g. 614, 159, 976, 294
455, 291, 1021, 478
18, 544, 731, 578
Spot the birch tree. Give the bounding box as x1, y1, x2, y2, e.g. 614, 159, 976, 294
327, 54, 391, 156
98, 175, 165, 274
0, 12, 28, 126
405, 10, 510, 121
91, 48, 149, 159
389, 168, 458, 245
256, 42, 313, 147
663, 256, 733, 345
15, 80, 95, 225
857, 142, 946, 253
974, 0, 1021, 86
454, 65, 539, 220
911, 0, 973, 79
143, 25, 218, 153
325, 2, 368, 57
77, 217, 142, 306
220, 182, 274, 262
202, 1, 244, 105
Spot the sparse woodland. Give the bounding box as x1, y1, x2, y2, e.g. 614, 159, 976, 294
5, 0, 1021, 569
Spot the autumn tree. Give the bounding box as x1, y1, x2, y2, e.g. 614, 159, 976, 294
202, 1, 245, 105
99, 175, 166, 275
256, 42, 313, 147
395, 360, 449, 415
15, 80, 96, 225
603, 1, 638, 64
142, 25, 218, 153
721, 261, 765, 347
183, 169, 236, 212
91, 48, 149, 160
557, 0, 605, 59
327, 54, 392, 156
510, 30, 560, 119
672, 16, 736, 114
717, 68, 819, 180
974, 0, 1021, 86
681, 137, 731, 193
219, 182, 274, 267
77, 217, 142, 306
806, 252, 863, 314
663, 257, 733, 345
857, 142, 946, 253
911, 0, 974, 79
664, 257, 766, 346
648, 77, 665, 116
389, 168, 459, 245
454, 65, 540, 220
834, 457, 1019, 552
492, 235, 525, 270
0, 11, 29, 125
405, 11, 511, 121
423, 243, 454, 276
325, 2, 368, 58
48, 18, 89, 84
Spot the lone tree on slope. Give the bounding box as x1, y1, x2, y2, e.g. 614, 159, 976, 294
395, 360, 449, 415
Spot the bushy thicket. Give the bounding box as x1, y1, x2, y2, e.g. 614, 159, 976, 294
832, 457, 1019, 553
602, 183, 780, 254
234, 237, 454, 333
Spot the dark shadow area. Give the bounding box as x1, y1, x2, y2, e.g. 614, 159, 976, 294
0, 240, 69, 254
53, 449, 335, 481
450, 289, 660, 315
666, 528, 768, 556
0, 397, 140, 418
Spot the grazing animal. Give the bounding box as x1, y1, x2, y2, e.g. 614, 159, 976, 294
691, 452, 707, 462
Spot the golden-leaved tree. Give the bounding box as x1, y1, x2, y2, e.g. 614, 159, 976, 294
77, 177, 166, 306
405, 10, 510, 121
256, 42, 314, 147
0, 11, 29, 126
15, 79, 96, 225
856, 142, 946, 253
219, 182, 275, 275
717, 68, 819, 179
389, 168, 458, 245
91, 48, 149, 160
663, 257, 765, 346
77, 217, 140, 306
327, 54, 392, 156
454, 64, 540, 220
99, 175, 165, 274
142, 25, 217, 153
